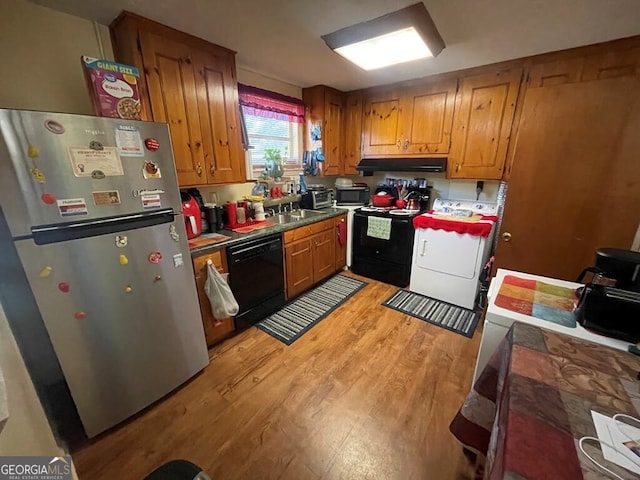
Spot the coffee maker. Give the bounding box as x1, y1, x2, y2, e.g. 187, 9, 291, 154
406, 186, 433, 212
575, 248, 640, 342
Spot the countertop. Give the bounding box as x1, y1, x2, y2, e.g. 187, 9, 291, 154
189, 207, 349, 256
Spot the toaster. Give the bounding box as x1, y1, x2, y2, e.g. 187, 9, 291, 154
575, 283, 640, 342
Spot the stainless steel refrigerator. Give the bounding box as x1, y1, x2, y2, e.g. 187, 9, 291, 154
0, 109, 208, 440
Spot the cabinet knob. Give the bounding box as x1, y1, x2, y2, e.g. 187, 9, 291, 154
455, 163, 460, 172
210, 163, 215, 175
396, 140, 401, 150
502, 232, 512, 242
196, 163, 203, 176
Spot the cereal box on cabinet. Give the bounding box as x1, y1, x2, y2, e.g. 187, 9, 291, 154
81, 56, 141, 120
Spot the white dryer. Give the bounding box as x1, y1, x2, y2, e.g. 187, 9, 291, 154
409, 199, 498, 310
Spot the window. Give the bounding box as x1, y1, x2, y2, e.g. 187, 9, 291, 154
238, 84, 305, 176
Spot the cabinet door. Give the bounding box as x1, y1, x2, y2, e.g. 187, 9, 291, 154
193, 48, 246, 184
139, 32, 207, 186
313, 229, 335, 284
285, 238, 314, 300
334, 214, 347, 271
193, 250, 235, 347
343, 91, 363, 175
398, 78, 457, 154
362, 88, 402, 156
528, 58, 585, 88
449, 69, 522, 179
322, 89, 344, 176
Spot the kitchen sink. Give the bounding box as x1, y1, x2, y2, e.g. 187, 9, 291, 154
266, 209, 325, 225
268, 214, 295, 225
290, 209, 324, 219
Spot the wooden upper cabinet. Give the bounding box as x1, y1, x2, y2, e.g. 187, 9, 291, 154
398, 78, 457, 155
110, 12, 245, 187
362, 78, 457, 157
139, 32, 207, 186
343, 91, 363, 175
448, 69, 523, 179
192, 48, 245, 184
362, 88, 402, 156
528, 47, 640, 88
303, 85, 344, 176
528, 58, 585, 88
323, 89, 344, 176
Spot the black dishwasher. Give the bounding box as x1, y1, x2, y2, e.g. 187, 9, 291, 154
226, 232, 285, 330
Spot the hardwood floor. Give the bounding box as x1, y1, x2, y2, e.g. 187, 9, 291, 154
72, 273, 481, 479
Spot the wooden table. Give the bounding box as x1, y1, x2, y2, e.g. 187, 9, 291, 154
450, 321, 640, 479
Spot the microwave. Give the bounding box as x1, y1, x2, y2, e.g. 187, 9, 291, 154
334, 186, 370, 206
300, 190, 332, 210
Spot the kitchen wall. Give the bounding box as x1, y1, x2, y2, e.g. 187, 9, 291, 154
309, 172, 500, 204
0, 0, 113, 113
0, 0, 108, 467
0, 306, 67, 457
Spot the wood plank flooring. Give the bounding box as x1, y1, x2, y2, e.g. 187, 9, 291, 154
72, 273, 481, 479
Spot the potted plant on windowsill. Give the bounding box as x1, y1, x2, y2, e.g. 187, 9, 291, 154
264, 148, 284, 180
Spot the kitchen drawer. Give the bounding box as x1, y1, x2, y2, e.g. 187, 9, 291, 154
284, 218, 334, 244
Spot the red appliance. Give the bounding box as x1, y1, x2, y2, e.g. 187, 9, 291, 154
181, 192, 202, 239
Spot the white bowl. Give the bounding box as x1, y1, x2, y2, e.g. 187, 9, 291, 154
334, 177, 353, 188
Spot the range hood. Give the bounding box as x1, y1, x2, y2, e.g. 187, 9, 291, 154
356, 158, 447, 173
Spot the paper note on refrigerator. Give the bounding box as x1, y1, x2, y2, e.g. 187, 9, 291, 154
68, 147, 124, 177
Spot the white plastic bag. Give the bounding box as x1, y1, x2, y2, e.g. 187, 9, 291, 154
204, 261, 239, 320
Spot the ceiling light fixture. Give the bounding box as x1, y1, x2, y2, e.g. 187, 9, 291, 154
321, 3, 445, 71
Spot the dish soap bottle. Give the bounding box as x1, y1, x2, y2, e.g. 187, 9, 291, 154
298, 172, 307, 194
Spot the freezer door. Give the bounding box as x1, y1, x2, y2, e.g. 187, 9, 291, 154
0, 109, 182, 237
14, 216, 208, 438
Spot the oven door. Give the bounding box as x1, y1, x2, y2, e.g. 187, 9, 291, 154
352, 212, 414, 263
352, 212, 415, 286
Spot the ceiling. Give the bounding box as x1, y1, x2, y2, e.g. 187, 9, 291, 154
31, 0, 640, 91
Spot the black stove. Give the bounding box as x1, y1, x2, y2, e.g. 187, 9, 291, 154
351, 206, 424, 287
357, 206, 423, 217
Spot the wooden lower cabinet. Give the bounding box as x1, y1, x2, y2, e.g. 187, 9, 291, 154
313, 230, 335, 283
284, 238, 314, 299
284, 217, 341, 300
192, 249, 235, 347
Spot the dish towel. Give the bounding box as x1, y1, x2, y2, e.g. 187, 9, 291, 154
337, 220, 347, 245
367, 216, 392, 240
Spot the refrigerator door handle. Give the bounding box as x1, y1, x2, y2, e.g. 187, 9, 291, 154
31, 208, 176, 245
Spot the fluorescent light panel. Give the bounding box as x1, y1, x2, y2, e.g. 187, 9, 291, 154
322, 3, 445, 71
334, 27, 432, 71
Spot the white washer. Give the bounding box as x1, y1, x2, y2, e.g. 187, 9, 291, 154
409, 199, 498, 310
